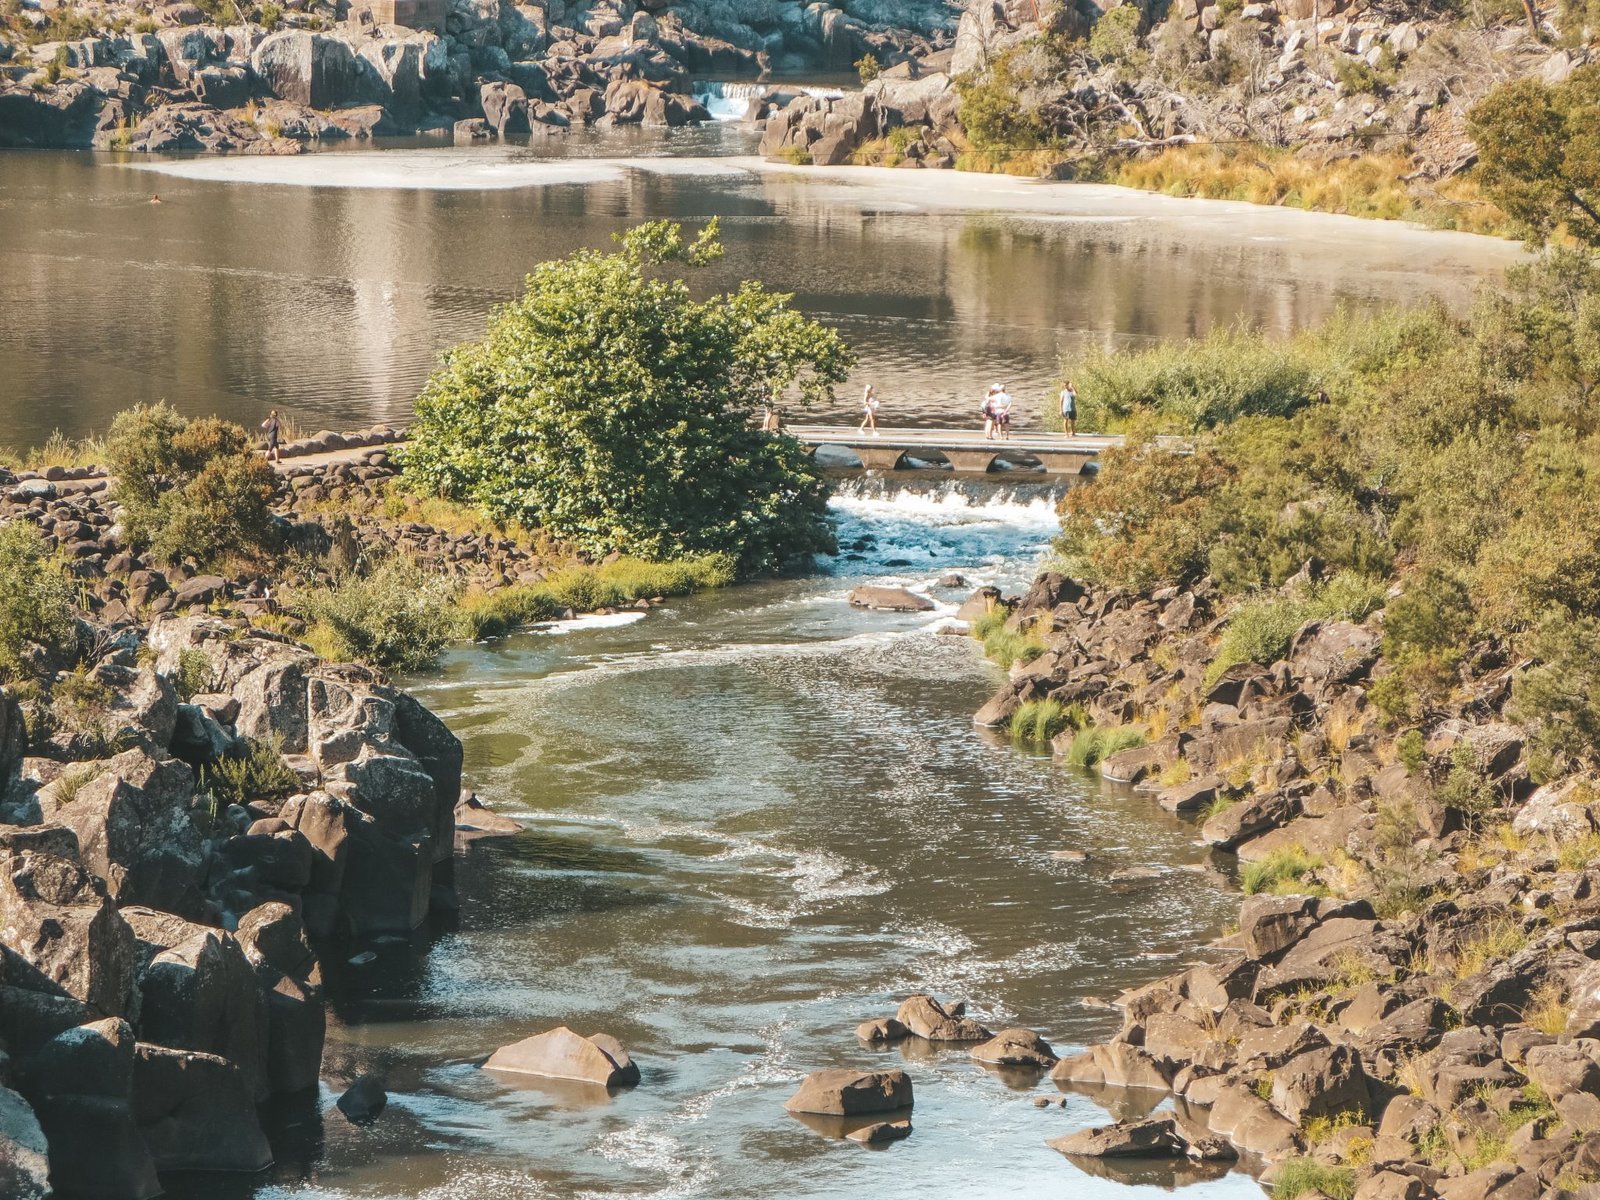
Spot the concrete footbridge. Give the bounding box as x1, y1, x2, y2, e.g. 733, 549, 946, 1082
784, 425, 1123, 477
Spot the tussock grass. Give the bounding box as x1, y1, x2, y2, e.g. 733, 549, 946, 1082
969, 607, 1047, 668
200, 737, 299, 808
1269, 1157, 1356, 1200
0, 429, 108, 472
1451, 918, 1529, 980
1241, 844, 1325, 896
1009, 698, 1082, 747
1064, 723, 1145, 769
1111, 146, 1506, 236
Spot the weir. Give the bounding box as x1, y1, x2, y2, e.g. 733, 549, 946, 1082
785, 424, 1120, 478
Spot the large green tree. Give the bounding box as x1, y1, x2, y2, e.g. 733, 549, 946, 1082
1469, 65, 1600, 249
399, 220, 854, 576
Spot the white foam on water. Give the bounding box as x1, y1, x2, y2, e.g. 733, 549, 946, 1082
260, 1168, 557, 1200
538, 610, 650, 634
692, 80, 846, 122
823, 481, 1061, 580
123, 151, 752, 191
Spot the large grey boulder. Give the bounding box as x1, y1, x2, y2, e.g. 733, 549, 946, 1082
250, 30, 369, 109
122, 906, 268, 1100
0, 1086, 50, 1200
236, 902, 324, 1095
131, 1042, 273, 1172
56, 747, 204, 917
355, 30, 448, 114
0, 826, 137, 1019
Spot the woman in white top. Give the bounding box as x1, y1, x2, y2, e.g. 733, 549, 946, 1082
992, 386, 1013, 440
859, 384, 880, 435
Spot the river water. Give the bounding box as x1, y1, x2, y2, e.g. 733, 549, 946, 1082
2, 138, 1520, 1198
0, 130, 1518, 448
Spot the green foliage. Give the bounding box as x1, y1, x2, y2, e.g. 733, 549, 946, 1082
1241, 845, 1324, 895
1469, 65, 1600, 248
1063, 323, 1321, 434
854, 52, 880, 83
1512, 612, 1600, 772
258, 0, 282, 28
201, 737, 299, 808
1010, 698, 1081, 746
0, 522, 77, 683
454, 554, 734, 640
174, 648, 214, 701
107, 403, 277, 566
290, 557, 460, 674
955, 45, 1055, 152
1065, 724, 1145, 768
1437, 741, 1498, 821
1397, 729, 1426, 774
398, 221, 850, 578
1271, 1157, 1356, 1200
1205, 573, 1383, 686
42, 45, 67, 84
973, 609, 1047, 668
1089, 4, 1144, 64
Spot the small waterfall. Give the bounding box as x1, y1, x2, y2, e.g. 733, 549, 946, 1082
692, 80, 849, 122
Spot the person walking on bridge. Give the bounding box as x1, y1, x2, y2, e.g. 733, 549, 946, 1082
859, 383, 880, 436
1059, 380, 1077, 436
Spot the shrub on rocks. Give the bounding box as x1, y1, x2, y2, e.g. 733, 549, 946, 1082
290, 556, 460, 673
399, 220, 852, 578
106, 403, 277, 566
0, 522, 76, 683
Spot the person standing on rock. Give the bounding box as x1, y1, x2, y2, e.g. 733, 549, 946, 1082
1059, 380, 1077, 436
261, 409, 283, 463
859, 383, 880, 436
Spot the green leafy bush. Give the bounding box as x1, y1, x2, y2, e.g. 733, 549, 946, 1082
1512, 612, 1600, 773
1089, 4, 1144, 65
854, 52, 880, 83
173, 648, 215, 701
954, 44, 1055, 152
291, 557, 460, 673
106, 403, 277, 566
201, 737, 299, 808
399, 221, 851, 578
0, 522, 77, 682
1207, 596, 1312, 685
1397, 729, 1426, 774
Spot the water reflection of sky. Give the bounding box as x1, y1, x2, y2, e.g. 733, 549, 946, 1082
0, 141, 1517, 447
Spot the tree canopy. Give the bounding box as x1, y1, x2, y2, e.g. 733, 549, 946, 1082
398, 220, 854, 577
1469, 64, 1600, 249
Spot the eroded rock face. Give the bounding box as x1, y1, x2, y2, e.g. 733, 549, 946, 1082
250, 30, 369, 108
0, 1085, 50, 1200
0, 827, 136, 1019
235, 902, 325, 1095
131, 1042, 273, 1172
56, 747, 204, 916
484, 1026, 641, 1087
783, 1068, 913, 1116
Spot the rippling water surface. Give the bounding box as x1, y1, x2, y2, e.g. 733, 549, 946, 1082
151, 482, 1260, 1200
0, 133, 1518, 447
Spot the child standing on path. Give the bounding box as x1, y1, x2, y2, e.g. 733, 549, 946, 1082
859, 384, 880, 436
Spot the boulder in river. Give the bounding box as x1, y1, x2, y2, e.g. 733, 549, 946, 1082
847, 586, 935, 613
970, 1027, 1059, 1069
454, 791, 524, 843
895, 994, 993, 1042
484, 1026, 641, 1087
783, 1068, 913, 1116
336, 1073, 388, 1124
856, 1017, 910, 1043
847, 1118, 912, 1143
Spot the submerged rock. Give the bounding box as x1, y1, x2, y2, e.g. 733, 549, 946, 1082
847, 586, 936, 612
847, 1118, 912, 1143
856, 1017, 910, 1043
484, 1026, 641, 1087
336, 1073, 388, 1124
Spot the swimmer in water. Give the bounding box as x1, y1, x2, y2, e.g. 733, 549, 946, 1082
150, 195, 162, 204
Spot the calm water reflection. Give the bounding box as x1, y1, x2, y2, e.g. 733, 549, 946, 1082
0, 135, 1517, 447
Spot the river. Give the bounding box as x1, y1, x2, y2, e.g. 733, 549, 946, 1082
0, 129, 1518, 448
2, 138, 1520, 1198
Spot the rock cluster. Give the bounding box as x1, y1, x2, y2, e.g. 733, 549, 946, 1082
0, 0, 956, 151
975, 564, 1600, 1192
0, 605, 470, 1190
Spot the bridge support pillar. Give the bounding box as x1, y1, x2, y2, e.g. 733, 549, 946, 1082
942, 449, 998, 474
855, 447, 907, 471
1032, 451, 1098, 476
